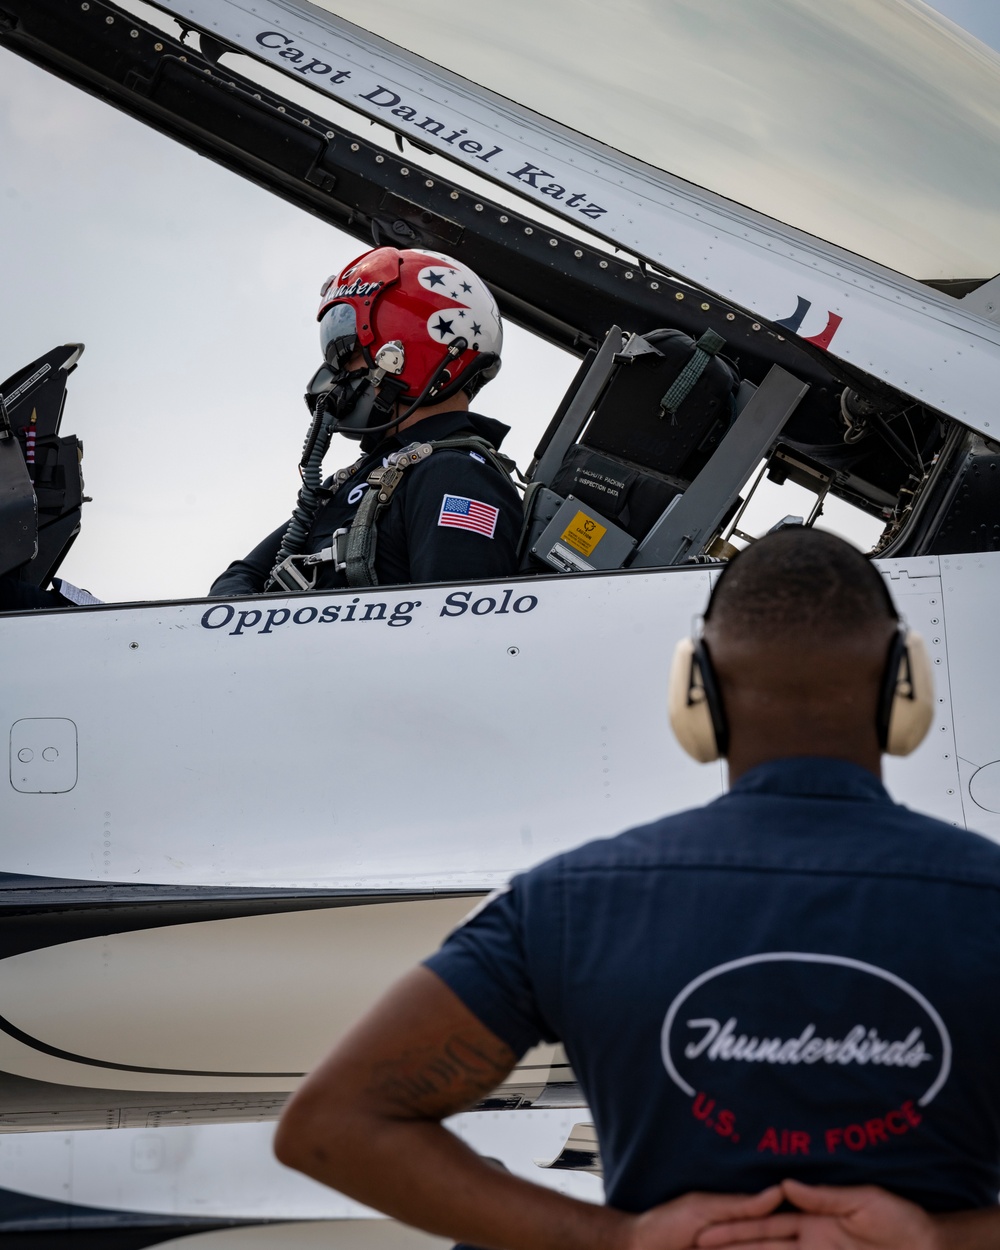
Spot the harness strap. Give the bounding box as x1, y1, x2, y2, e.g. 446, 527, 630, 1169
344, 435, 514, 587
659, 329, 727, 422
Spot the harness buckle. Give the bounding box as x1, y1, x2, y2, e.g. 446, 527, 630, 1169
268, 528, 349, 591
366, 464, 406, 503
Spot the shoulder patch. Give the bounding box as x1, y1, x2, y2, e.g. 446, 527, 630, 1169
438, 493, 499, 538
469, 450, 486, 464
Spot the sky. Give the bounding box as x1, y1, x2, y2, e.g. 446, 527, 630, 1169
1, 0, 997, 603
0, 39, 585, 602
925, 0, 1000, 47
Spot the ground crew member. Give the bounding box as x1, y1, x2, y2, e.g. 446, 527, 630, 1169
210, 247, 521, 596
274, 530, 1000, 1249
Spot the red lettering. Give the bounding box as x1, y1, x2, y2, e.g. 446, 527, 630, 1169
715, 1109, 735, 1138
693, 1093, 715, 1122
756, 1126, 810, 1154
825, 1100, 922, 1156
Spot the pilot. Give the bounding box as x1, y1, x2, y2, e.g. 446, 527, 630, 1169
274, 529, 1000, 1249
210, 247, 522, 596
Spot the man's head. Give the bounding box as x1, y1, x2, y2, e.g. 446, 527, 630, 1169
668, 530, 934, 778
311, 247, 503, 442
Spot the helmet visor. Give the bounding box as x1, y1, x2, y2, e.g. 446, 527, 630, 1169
319, 302, 359, 369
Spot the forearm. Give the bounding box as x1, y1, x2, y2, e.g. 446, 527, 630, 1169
278, 1110, 623, 1250
934, 1207, 1000, 1250
277, 976, 784, 1250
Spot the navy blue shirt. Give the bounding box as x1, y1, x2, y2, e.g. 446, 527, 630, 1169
425, 759, 1000, 1213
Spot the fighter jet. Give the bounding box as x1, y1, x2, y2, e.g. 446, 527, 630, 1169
1, 0, 999, 1240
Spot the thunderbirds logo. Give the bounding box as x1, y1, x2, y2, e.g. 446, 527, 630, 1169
661, 953, 951, 1159
773, 296, 843, 351
682, 1019, 933, 1069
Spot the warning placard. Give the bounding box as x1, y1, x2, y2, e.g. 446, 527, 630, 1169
561, 510, 607, 557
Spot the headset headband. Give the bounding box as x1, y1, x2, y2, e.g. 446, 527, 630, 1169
668, 555, 932, 763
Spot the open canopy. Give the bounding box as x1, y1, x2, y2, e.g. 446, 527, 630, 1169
5, 0, 1000, 429
311, 0, 1000, 284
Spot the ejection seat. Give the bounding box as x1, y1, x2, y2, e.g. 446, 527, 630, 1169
520, 326, 810, 572
0, 345, 88, 594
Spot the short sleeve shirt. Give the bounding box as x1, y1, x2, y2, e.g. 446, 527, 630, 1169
425, 758, 1000, 1213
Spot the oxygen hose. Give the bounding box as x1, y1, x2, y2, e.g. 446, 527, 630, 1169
264, 337, 476, 589
266, 394, 337, 589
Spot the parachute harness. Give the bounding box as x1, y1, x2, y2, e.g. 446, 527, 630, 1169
268, 434, 514, 593
659, 329, 727, 424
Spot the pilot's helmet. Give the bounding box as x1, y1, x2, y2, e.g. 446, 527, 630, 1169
317, 246, 503, 404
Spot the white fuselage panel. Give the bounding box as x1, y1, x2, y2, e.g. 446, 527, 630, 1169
0, 1114, 599, 1222
0, 558, 988, 891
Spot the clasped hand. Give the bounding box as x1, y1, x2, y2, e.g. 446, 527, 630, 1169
621, 1178, 938, 1250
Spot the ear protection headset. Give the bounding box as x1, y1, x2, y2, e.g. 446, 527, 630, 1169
667, 573, 935, 764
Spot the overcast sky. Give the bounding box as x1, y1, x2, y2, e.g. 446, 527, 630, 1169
925, 0, 1000, 47
1, 0, 997, 602
0, 40, 585, 602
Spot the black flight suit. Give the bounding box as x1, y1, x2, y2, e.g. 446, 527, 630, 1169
210, 410, 521, 595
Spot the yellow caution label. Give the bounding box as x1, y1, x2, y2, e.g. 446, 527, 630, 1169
561, 510, 607, 557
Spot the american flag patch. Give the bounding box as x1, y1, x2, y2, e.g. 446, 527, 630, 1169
438, 493, 499, 538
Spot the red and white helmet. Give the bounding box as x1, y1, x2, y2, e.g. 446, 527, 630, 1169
317, 247, 502, 405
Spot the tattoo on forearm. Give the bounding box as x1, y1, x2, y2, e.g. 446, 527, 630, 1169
369, 1033, 516, 1115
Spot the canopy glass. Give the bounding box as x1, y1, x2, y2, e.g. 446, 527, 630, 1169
309, 0, 1000, 283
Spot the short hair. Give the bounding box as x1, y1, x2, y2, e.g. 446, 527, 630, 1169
704, 529, 896, 641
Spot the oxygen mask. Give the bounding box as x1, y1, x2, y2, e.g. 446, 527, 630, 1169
304, 361, 375, 438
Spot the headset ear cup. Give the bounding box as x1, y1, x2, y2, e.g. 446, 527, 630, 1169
885, 631, 935, 757
668, 639, 721, 763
